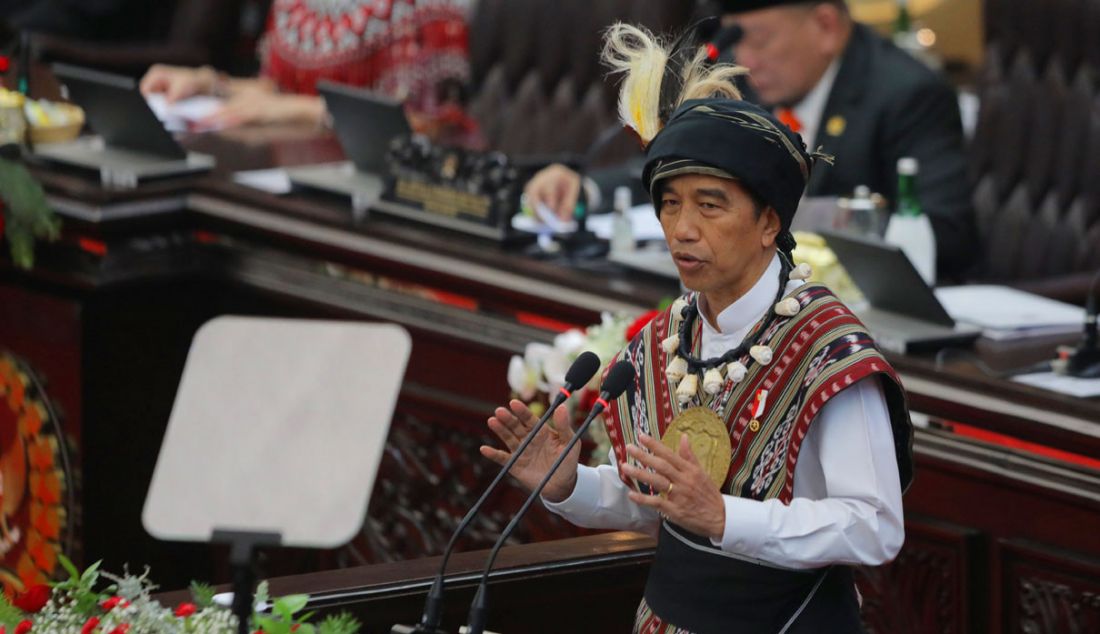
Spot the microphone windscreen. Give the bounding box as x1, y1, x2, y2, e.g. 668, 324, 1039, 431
564, 351, 601, 389
712, 25, 744, 51
694, 15, 721, 42
601, 361, 636, 399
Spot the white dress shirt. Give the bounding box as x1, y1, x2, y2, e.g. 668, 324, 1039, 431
792, 59, 840, 151
544, 255, 905, 570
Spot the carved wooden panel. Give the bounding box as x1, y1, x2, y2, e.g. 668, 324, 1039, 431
856, 516, 979, 634
996, 539, 1100, 634
338, 394, 587, 567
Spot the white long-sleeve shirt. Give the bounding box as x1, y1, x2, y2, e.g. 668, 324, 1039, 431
544, 255, 905, 570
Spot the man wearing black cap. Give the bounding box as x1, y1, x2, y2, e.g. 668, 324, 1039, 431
523, 0, 976, 282
484, 22, 913, 633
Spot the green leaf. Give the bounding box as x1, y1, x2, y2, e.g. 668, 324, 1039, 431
253, 580, 270, 612
254, 614, 286, 634
273, 594, 309, 618
0, 157, 60, 269
0, 593, 24, 628
81, 560, 102, 584
317, 613, 361, 634
58, 553, 81, 580
189, 581, 217, 608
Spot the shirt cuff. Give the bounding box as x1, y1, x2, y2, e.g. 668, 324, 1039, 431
542, 464, 601, 517
710, 494, 772, 556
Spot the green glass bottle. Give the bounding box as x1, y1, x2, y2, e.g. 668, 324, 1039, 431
894, 0, 912, 36
895, 157, 921, 217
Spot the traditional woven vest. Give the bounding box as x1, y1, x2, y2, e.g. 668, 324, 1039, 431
607, 282, 912, 500
606, 283, 913, 634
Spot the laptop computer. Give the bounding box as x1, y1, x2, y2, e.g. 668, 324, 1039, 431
286, 81, 412, 202
38, 63, 213, 182
321, 80, 411, 174
820, 230, 980, 353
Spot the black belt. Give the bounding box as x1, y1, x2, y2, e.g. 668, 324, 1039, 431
643, 522, 864, 634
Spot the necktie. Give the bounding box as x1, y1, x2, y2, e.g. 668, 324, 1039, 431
775, 107, 803, 134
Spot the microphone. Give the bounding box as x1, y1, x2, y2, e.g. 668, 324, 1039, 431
392, 351, 602, 634
554, 123, 626, 261
463, 361, 636, 634
1064, 269, 1100, 378
704, 25, 744, 62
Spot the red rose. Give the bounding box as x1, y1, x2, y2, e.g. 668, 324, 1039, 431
107, 625, 130, 634
80, 617, 99, 634
174, 603, 197, 618
13, 584, 51, 613
15, 621, 32, 634
626, 310, 659, 342
101, 597, 123, 612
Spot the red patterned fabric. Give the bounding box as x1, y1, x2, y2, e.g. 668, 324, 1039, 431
259, 0, 470, 117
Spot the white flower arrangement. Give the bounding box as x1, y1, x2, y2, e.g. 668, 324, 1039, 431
506, 312, 636, 464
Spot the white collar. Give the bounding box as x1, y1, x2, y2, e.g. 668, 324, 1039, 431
698, 254, 782, 336
793, 59, 841, 149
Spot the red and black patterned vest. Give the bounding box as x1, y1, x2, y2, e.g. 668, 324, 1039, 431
607, 283, 913, 501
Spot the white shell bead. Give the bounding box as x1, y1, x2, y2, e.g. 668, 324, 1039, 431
670, 298, 690, 322
666, 356, 688, 382
661, 334, 680, 354
774, 297, 801, 317
790, 262, 813, 280
702, 368, 724, 395
750, 345, 773, 365
676, 373, 699, 404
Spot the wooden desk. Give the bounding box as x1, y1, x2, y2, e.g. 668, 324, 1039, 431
2, 127, 1099, 632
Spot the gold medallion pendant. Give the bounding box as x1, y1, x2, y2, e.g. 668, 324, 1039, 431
662, 406, 733, 489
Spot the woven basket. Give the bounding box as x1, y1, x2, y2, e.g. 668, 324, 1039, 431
29, 104, 85, 144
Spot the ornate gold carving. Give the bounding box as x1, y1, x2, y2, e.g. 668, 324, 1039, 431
0, 352, 73, 593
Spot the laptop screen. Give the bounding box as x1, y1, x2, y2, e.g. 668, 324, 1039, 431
52, 63, 187, 160
820, 230, 955, 327
317, 81, 412, 175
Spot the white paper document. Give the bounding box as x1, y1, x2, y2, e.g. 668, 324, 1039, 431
934, 285, 1084, 340
146, 94, 225, 133
512, 203, 664, 242
233, 168, 292, 194
585, 203, 664, 242
1013, 371, 1100, 398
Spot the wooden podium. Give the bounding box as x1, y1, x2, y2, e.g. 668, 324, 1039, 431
158, 531, 656, 634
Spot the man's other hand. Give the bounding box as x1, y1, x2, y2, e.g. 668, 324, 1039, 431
523, 163, 582, 221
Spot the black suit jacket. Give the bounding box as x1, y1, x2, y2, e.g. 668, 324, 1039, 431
806, 24, 977, 281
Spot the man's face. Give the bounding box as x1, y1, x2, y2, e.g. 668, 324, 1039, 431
730, 5, 840, 106
658, 174, 779, 305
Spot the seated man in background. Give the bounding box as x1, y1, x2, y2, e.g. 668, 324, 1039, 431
139, 0, 477, 145
525, 0, 976, 282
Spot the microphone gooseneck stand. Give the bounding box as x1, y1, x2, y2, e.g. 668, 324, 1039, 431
556, 124, 628, 261
1066, 269, 1100, 378
463, 361, 636, 634
391, 352, 602, 634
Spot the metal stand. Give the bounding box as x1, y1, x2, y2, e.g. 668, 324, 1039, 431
213, 529, 282, 634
